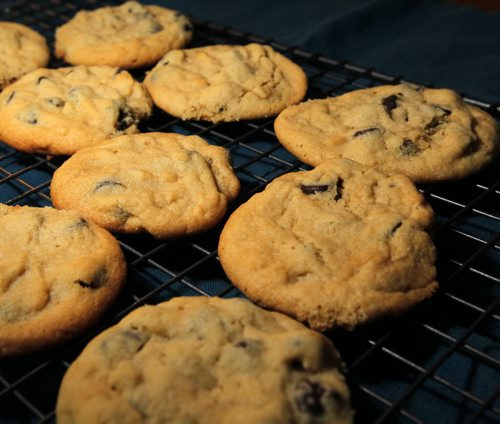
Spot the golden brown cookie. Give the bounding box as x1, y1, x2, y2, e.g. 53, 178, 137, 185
219, 159, 438, 330
56, 296, 353, 424
0, 66, 152, 155
55, 2, 192, 68
275, 84, 499, 182
144, 43, 308, 122
50, 132, 240, 239
0, 205, 126, 357
0, 22, 49, 90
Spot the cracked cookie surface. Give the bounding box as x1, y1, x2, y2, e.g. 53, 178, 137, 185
274, 84, 499, 182
51, 132, 240, 239
55, 1, 192, 68
144, 43, 308, 122
0, 205, 126, 357
0, 22, 49, 90
219, 159, 438, 330
56, 296, 353, 424
0, 65, 152, 155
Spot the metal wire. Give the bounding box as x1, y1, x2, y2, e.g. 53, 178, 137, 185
0, 1, 499, 423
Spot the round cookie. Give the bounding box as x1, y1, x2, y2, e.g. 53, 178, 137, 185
55, 2, 193, 69
144, 43, 308, 122
0, 22, 49, 90
274, 84, 499, 183
56, 296, 353, 424
0, 66, 152, 155
0, 205, 126, 357
51, 132, 240, 239
219, 159, 438, 330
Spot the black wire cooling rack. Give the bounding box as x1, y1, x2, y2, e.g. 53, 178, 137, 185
1, 0, 499, 423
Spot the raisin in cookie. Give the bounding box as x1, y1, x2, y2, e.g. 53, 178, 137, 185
144, 43, 308, 122
275, 84, 499, 182
0, 66, 152, 155
55, 1, 192, 68
0, 205, 126, 357
0, 22, 49, 90
51, 132, 240, 239
219, 159, 438, 330
56, 296, 353, 424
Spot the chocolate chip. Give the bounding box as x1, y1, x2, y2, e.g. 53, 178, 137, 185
295, 380, 328, 416
23, 111, 38, 125
121, 329, 147, 349
5, 91, 15, 105
425, 105, 451, 133
400, 139, 420, 156
36, 76, 49, 85
390, 221, 402, 235
334, 177, 344, 201
162, 60, 169, 66
300, 184, 330, 195
382, 94, 398, 118
116, 105, 137, 132
100, 328, 150, 356
77, 268, 107, 289
46, 97, 65, 108
70, 218, 89, 230
94, 179, 125, 192
425, 116, 444, 132
353, 127, 379, 138
150, 21, 163, 33
289, 359, 305, 371
114, 206, 132, 222
464, 137, 481, 155
234, 339, 262, 353
432, 104, 451, 116
184, 23, 193, 32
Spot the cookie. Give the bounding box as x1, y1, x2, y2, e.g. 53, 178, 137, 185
274, 84, 499, 183
219, 159, 438, 330
0, 66, 152, 155
0, 22, 50, 90
55, 2, 192, 68
0, 205, 126, 357
56, 296, 353, 424
51, 132, 240, 239
144, 43, 308, 122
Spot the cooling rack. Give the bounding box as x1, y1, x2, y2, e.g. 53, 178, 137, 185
0, 0, 499, 423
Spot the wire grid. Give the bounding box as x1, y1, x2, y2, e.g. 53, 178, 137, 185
0, 0, 499, 422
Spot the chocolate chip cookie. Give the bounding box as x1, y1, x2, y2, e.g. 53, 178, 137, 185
0, 66, 152, 155
144, 43, 308, 122
50, 132, 240, 239
274, 84, 499, 182
55, 1, 192, 68
56, 296, 353, 424
0, 205, 126, 357
0, 22, 49, 90
219, 159, 438, 330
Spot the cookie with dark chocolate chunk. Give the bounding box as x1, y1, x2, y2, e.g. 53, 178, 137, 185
275, 84, 499, 182
0, 65, 152, 155
56, 296, 353, 424
0, 205, 126, 357
219, 159, 438, 330
50, 132, 240, 239
55, 1, 192, 68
